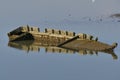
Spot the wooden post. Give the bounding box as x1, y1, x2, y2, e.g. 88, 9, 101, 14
37, 27, 39, 32
45, 28, 47, 33
27, 25, 30, 31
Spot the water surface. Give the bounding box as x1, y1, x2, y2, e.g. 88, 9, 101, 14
0, 0, 120, 80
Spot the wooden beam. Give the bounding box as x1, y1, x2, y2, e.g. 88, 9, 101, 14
57, 35, 79, 47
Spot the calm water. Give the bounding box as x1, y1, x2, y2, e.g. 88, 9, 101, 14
0, 0, 120, 80
0, 22, 120, 80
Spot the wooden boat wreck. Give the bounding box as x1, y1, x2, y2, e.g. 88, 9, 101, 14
7, 25, 118, 52
7, 25, 75, 42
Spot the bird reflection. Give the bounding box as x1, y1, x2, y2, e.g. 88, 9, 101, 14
8, 40, 118, 60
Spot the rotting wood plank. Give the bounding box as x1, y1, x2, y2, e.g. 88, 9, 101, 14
57, 35, 79, 47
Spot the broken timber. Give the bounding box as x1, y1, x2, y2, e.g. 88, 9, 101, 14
57, 35, 79, 47
7, 25, 118, 52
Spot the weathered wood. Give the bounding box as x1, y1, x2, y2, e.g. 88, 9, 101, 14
61, 39, 117, 51
57, 35, 79, 47
8, 26, 75, 42
7, 25, 118, 53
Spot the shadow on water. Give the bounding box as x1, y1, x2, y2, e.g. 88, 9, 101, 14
8, 40, 118, 60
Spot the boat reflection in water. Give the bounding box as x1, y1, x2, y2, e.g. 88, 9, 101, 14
8, 40, 118, 60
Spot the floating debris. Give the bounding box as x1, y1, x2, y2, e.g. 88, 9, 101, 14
110, 13, 120, 18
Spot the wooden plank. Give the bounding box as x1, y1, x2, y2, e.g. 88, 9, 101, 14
57, 35, 79, 47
